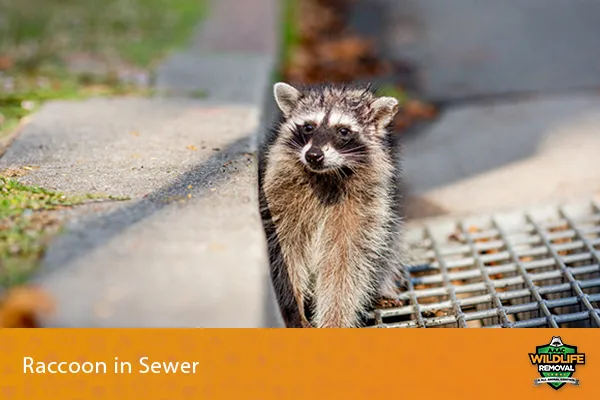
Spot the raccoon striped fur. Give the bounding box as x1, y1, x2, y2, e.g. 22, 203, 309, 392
258, 82, 406, 328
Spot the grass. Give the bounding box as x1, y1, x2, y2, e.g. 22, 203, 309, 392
0, 175, 129, 287
0, 74, 152, 139
0, 0, 207, 138
376, 85, 410, 105
274, 0, 300, 82
281, 0, 300, 67
0, 0, 205, 287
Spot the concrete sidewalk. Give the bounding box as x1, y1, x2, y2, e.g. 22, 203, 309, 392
0, 0, 284, 327
403, 94, 600, 221
362, 0, 600, 221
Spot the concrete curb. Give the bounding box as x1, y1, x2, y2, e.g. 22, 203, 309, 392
129, 0, 286, 327
0, 0, 285, 328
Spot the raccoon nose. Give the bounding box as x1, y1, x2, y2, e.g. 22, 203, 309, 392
305, 147, 324, 165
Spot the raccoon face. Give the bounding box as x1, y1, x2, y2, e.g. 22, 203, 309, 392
294, 113, 364, 173
273, 82, 399, 174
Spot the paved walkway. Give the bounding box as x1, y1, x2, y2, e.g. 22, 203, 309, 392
0, 0, 283, 327
361, 0, 600, 221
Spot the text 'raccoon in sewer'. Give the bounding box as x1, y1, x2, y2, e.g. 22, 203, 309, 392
258, 82, 407, 328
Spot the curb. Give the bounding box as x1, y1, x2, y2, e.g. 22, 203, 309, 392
139, 0, 286, 327
1, 0, 286, 328
0, 116, 32, 159
151, 0, 286, 327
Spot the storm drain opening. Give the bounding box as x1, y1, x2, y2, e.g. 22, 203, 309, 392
369, 200, 600, 328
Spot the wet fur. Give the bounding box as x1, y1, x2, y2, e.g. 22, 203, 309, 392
258, 83, 406, 328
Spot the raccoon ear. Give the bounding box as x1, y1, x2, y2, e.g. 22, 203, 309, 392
370, 97, 400, 129
274, 82, 301, 116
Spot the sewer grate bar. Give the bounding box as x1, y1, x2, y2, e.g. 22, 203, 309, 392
529, 210, 597, 318
493, 217, 558, 327
460, 221, 513, 327
378, 281, 600, 320
425, 227, 467, 328
371, 199, 600, 328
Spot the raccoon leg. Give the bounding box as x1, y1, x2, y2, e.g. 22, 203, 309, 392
278, 288, 310, 328
294, 288, 312, 328
373, 257, 408, 311
267, 242, 310, 328
282, 258, 312, 328
376, 279, 404, 309
270, 263, 301, 328
378, 263, 406, 298
311, 261, 373, 328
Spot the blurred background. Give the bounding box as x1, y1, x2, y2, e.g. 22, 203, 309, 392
1, 0, 600, 327
0, 0, 205, 131
278, 0, 600, 220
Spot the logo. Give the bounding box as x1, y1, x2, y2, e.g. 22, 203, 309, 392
529, 336, 586, 390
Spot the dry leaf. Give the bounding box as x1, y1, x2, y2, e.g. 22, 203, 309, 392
283, 0, 435, 134
404, 100, 438, 120
0, 286, 55, 328
186, 144, 198, 151
376, 298, 403, 309
0, 56, 14, 70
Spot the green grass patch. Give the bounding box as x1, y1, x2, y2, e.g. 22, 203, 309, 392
0, 175, 129, 287
273, 0, 300, 82
281, 0, 300, 67
0, 0, 207, 138
0, 0, 204, 285
0, 73, 153, 139
376, 85, 410, 105
0, 0, 207, 70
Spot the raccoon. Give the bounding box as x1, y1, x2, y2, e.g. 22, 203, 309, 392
258, 82, 406, 328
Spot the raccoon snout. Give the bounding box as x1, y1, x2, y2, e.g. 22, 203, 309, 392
305, 147, 325, 166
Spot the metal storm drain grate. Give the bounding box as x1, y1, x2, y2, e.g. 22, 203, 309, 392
370, 200, 600, 328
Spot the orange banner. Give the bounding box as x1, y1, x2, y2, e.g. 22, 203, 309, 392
0, 329, 597, 399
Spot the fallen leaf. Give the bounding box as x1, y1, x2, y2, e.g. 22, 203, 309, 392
187, 144, 198, 151
376, 298, 403, 309
0, 56, 14, 70
0, 167, 28, 178
129, 130, 140, 137
0, 286, 55, 328
283, 0, 435, 134
404, 100, 438, 119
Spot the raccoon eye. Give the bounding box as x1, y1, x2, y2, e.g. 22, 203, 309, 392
338, 127, 350, 137
303, 123, 314, 133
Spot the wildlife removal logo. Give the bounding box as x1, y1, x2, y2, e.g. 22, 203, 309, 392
529, 336, 586, 390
